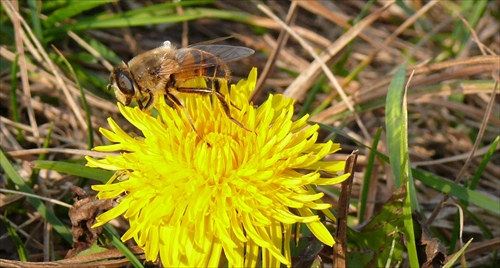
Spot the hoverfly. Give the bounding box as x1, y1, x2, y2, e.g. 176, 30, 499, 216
108, 40, 254, 133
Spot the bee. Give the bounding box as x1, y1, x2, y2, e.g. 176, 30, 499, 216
108, 40, 254, 132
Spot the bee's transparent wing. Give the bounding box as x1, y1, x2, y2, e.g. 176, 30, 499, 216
162, 45, 254, 75
189, 45, 255, 63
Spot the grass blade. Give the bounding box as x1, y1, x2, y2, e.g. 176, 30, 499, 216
9, 53, 21, 139
469, 136, 499, 191
32, 160, 113, 183
2, 217, 29, 261
103, 226, 144, 268
27, 0, 43, 42
358, 127, 382, 223
413, 169, 500, 214
44, 6, 252, 40
385, 64, 419, 267
385, 63, 407, 189
44, 0, 115, 27
442, 238, 473, 268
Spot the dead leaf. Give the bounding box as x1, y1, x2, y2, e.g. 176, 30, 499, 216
413, 211, 447, 268
65, 186, 113, 259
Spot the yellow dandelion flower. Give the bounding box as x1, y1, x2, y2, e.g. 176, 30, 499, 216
86, 68, 349, 267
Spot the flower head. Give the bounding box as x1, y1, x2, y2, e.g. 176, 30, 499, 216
87, 68, 349, 267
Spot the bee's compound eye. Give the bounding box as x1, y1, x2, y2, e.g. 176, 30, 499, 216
116, 70, 135, 95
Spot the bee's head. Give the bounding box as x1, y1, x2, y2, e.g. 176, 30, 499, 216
109, 62, 137, 106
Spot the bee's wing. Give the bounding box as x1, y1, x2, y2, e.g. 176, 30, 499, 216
190, 45, 255, 63
158, 45, 254, 76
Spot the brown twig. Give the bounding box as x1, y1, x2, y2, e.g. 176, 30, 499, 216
333, 150, 359, 267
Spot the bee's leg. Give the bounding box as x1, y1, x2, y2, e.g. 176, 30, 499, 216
137, 100, 144, 110
230, 101, 243, 111
140, 91, 154, 111
213, 79, 251, 132
145, 91, 155, 110
176, 86, 251, 132
213, 90, 252, 132
135, 89, 153, 111
164, 91, 209, 144
175, 87, 212, 95
211, 79, 244, 111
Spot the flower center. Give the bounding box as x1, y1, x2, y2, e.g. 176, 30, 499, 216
204, 132, 237, 148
